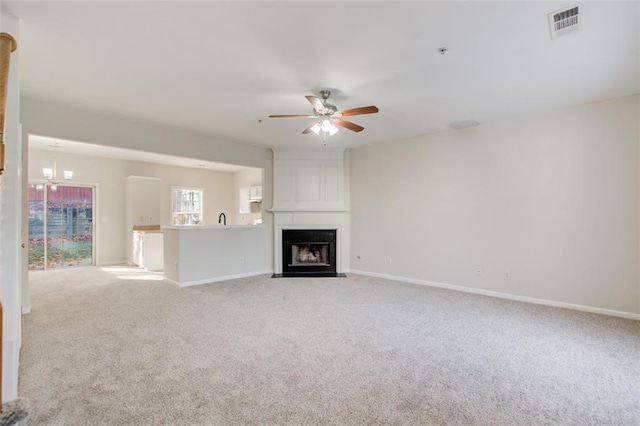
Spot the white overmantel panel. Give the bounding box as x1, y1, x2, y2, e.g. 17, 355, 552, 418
272, 148, 346, 211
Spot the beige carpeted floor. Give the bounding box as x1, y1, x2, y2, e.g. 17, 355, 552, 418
19, 266, 640, 425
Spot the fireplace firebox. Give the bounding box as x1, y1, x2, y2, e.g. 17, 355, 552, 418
281, 229, 340, 277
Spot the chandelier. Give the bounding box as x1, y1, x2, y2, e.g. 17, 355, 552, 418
42, 140, 73, 189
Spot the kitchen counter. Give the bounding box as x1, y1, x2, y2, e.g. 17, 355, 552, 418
133, 224, 162, 232
163, 225, 270, 287
163, 225, 264, 230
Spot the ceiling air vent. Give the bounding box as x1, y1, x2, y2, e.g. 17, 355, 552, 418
548, 5, 581, 39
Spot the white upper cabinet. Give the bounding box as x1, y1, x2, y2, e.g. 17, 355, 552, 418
125, 176, 161, 225
239, 186, 262, 214
249, 186, 262, 202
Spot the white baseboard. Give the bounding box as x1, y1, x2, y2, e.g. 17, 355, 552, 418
164, 270, 274, 288
349, 269, 640, 321
96, 260, 128, 266
21, 306, 31, 314
163, 277, 180, 287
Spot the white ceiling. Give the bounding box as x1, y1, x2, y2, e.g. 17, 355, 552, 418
5, 1, 639, 151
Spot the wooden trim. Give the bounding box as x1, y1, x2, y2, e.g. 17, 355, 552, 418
0, 33, 17, 52
0, 32, 18, 176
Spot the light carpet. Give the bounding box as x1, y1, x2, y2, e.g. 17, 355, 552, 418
19, 266, 640, 425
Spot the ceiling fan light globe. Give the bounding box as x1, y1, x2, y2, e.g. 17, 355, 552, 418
310, 123, 321, 135
64, 170, 73, 180
42, 168, 53, 180
321, 119, 333, 132
328, 124, 339, 136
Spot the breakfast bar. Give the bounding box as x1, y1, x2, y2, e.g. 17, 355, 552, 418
163, 225, 270, 287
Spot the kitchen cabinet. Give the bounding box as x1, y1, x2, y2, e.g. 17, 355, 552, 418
132, 231, 164, 271
239, 186, 262, 214
125, 176, 161, 265
249, 186, 262, 202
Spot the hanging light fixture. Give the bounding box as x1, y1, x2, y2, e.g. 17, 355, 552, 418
309, 118, 339, 136
310, 122, 321, 135
42, 140, 73, 190
321, 118, 339, 136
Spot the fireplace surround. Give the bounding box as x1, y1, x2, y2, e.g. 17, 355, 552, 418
281, 229, 338, 277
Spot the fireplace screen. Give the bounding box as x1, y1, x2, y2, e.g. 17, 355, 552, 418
290, 244, 329, 266
281, 229, 337, 277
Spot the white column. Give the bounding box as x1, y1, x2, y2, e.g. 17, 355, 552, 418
0, 8, 22, 402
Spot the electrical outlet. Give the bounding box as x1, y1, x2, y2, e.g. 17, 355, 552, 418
476, 269, 482, 276
239, 256, 244, 264
387, 257, 392, 265
503, 271, 510, 280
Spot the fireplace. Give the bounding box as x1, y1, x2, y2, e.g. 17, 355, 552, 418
281, 229, 340, 277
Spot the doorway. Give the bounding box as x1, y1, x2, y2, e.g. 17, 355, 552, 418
28, 184, 95, 270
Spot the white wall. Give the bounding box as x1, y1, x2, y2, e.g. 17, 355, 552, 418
21, 97, 269, 169
349, 95, 640, 315
124, 160, 235, 226
28, 149, 239, 265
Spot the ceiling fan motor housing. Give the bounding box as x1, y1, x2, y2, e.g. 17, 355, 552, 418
322, 104, 337, 115
319, 89, 331, 101
317, 90, 337, 115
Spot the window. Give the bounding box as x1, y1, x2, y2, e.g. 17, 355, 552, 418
171, 187, 203, 225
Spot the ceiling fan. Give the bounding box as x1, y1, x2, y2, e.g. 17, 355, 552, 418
269, 90, 379, 136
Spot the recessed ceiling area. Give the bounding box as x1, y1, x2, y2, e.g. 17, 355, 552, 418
29, 135, 253, 173
5, 1, 639, 149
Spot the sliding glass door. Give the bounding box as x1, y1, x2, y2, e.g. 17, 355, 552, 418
28, 184, 94, 270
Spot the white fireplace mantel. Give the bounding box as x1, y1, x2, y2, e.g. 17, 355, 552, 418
271, 149, 350, 274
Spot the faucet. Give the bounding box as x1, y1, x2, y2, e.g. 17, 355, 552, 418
218, 212, 226, 225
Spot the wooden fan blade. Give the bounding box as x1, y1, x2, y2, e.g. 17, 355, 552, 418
338, 105, 379, 117
269, 114, 316, 118
335, 119, 364, 133
302, 123, 316, 134
305, 95, 326, 113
